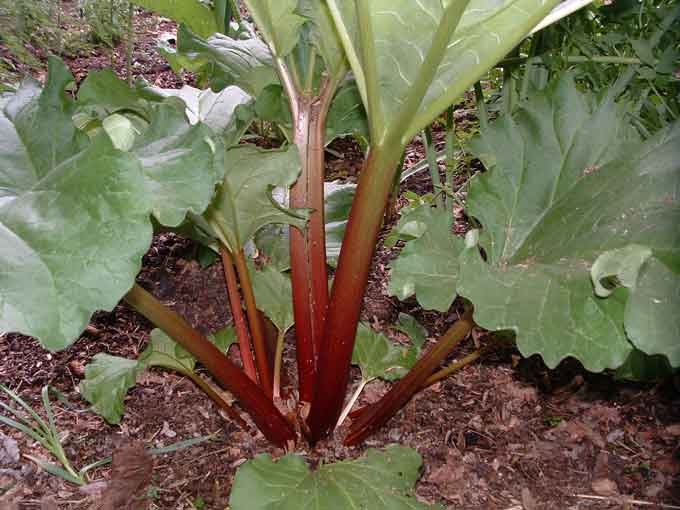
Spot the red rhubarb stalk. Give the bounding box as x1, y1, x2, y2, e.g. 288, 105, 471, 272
232, 249, 273, 397
288, 79, 335, 405
220, 246, 258, 383
124, 284, 295, 447
307, 146, 401, 440
344, 311, 473, 445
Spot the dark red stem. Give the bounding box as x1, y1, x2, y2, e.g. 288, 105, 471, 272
289, 81, 334, 405
220, 246, 258, 383
344, 312, 473, 445
307, 147, 401, 441
232, 249, 273, 398
125, 284, 295, 447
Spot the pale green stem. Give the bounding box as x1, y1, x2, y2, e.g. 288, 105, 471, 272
336, 377, 371, 429
273, 330, 286, 400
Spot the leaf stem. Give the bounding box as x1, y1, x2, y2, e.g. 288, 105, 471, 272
423, 126, 443, 207
336, 377, 370, 429
344, 310, 473, 445
473, 81, 489, 131
220, 246, 258, 383
183, 370, 249, 430
232, 250, 273, 398
124, 284, 295, 447
307, 145, 401, 441
288, 78, 336, 405
272, 331, 286, 400
423, 350, 482, 388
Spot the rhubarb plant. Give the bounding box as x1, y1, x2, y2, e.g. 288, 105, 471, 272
3, 0, 604, 454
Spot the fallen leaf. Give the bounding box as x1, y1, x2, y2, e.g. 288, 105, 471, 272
591, 478, 619, 496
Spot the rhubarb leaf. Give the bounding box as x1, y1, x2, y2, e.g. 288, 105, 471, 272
176, 25, 278, 97
250, 265, 294, 334
139, 329, 196, 373
81, 327, 236, 423
130, 102, 225, 227
230, 445, 438, 510
458, 77, 680, 371
137, 83, 253, 143
326, 0, 561, 143
352, 324, 418, 382
393, 313, 428, 349
0, 59, 224, 350
296, 0, 347, 81
324, 181, 355, 267
79, 355, 140, 424
389, 206, 464, 312
131, 0, 218, 38
0, 60, 151, 350
241, 0, 305, 58
203, 144, 309, 252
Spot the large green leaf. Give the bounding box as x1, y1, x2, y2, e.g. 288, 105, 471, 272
592, 249, 680, 366
389, 206, 464, 312
0, 61, 151, 350
130, 102, 225, 227
131, 0, 219, 38
0, 59, 225, 350
352, 324, 418, 382
203, 145, 308, 252
241, 0, 305, 58
250, 265, 294, 333
79, 354, 140, 424
230, 445, 439, 510
176, 25, 279, 97
326, 0, 561, 144
296, 0, 348, 81
457, 77, 680, 371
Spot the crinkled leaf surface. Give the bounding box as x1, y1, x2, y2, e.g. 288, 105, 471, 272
250, 265, 294, 333
242, 0, 305, 58
131, 102, 225, 227
0, 59, 224, 350
230, 445, 438, 510
139, 328, 196, 373
297, 0, 347, 80
0, 61, 151, 350
79, 354, 140, 424
326, 0, 561, 143
352, 324, 418, 382
389, 206, 464, 312
393, 313, 428, 349
177, 25, 278, 97
137, 83, 253, 139
204, 145, 308, 252
131, 0, 218, 38
458, 77, 680, 371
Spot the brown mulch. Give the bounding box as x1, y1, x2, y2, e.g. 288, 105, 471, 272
1, 6, 679, 510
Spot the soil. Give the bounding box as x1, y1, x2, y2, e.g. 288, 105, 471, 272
1, 5, 679, 510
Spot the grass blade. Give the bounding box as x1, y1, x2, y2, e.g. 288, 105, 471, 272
24, 455, 84, 486
0, 385, 49, 431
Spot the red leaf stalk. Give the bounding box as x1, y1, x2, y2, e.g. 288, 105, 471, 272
232, 249, 273, 398
307, 147, 401, 440
289, 82, 334, 405
220, 246, 258, 383
344, 311, 473, 445
125, 284, 295, 447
